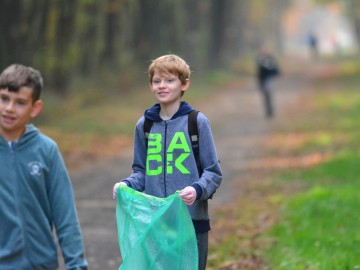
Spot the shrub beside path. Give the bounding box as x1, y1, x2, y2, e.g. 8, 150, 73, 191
68, 57, 326, 269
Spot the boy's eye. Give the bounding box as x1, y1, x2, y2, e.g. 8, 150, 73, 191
0, 95, 9, 102
152, 77, 177, 84
17, 100, 26, 105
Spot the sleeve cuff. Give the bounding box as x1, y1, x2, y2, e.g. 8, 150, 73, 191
122, 180, 131, 187
192, 183, 203, 200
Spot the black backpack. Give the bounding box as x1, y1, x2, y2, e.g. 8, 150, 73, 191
143, 110, 202, 176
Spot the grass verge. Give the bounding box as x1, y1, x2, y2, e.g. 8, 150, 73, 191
208, 56, 360, 269
265, 57, 360, 269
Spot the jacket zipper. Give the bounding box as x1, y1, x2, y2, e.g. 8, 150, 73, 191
163, 121, 167, 196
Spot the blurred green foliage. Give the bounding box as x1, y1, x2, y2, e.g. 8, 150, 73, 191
0, 0, 288, 94
266, 56, 360, 269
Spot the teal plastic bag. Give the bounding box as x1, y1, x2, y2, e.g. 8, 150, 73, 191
116, 185, 198, 270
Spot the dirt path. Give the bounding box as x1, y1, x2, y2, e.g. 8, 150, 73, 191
67, 57, 320, 269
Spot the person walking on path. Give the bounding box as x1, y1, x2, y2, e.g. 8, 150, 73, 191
307, 32, 319, 58
113, 54, 223, 270
0, 64, 88, 270
256, 46, 280, 118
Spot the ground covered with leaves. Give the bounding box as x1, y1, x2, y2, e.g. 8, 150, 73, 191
208, 58, 360, 269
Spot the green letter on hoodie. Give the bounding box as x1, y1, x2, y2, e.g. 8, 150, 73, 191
146, 132, 191, 175
147, 133, 163, 175
167, 132, 190, 174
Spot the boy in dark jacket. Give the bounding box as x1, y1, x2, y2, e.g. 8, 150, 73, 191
0, 64, 88, 270
113, 54, 223, 269
256, 46, 280, 118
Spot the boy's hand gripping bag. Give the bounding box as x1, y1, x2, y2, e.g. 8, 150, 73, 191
116, 185, 198, 270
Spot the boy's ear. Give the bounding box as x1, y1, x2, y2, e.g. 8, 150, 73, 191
30, 100, 43, 118
181, 79, 190, 92
149, 82, 154, 93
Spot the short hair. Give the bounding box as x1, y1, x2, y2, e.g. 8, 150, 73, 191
148, 54, 191, 85
0, 64, 43, 102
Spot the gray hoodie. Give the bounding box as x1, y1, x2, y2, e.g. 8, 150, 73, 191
122, 102, 223, 233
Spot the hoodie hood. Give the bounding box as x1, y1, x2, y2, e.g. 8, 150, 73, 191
22, 124, 39, 139
0, 124, 39, 149
144, 101, 195, 122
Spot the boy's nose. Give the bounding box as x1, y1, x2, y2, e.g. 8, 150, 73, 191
5, 101, 15, 112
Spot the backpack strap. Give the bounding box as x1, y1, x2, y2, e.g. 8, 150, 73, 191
144, 111, 202, 176
144, 117, 153, 147
188, 110, 202, 176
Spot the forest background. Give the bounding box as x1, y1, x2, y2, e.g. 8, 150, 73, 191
0, 0, 299, 94
2, 0, 359, 159
2, 0, 360, 93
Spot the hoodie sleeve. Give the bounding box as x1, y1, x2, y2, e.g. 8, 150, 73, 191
120, 117, 147, 191
47, 142, 88, 270
194, 113, 223, 200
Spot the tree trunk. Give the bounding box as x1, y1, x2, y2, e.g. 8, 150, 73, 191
208, 0, 227, 68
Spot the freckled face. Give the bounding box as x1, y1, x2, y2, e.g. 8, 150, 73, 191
150, 72, 189, 105
0, 87, 42, 141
